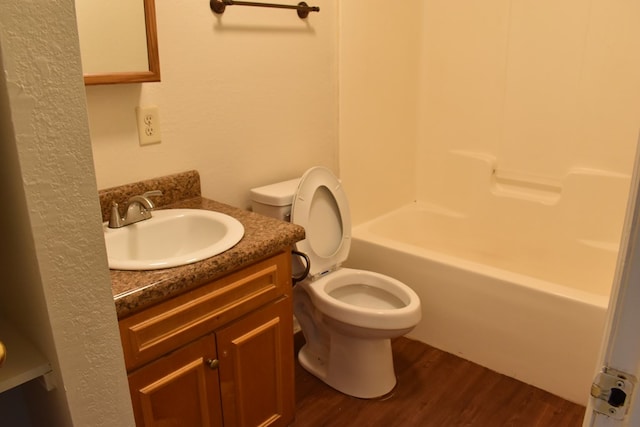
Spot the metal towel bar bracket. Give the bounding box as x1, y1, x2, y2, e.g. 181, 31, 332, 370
210, 0, 320, 19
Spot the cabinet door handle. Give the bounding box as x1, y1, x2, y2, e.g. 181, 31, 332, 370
0, 340, 6, 368
206, 358, 219, 370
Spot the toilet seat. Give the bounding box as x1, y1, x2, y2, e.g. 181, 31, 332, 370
291, 167, 351, 278
303, 268, 422, 331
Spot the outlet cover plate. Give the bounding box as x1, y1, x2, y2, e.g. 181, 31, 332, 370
136, 105, 161, 146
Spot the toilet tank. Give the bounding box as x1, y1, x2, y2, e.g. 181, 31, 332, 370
249, 178, 300, 221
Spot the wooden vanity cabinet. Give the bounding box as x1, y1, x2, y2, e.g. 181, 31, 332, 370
119, 251, 295, 427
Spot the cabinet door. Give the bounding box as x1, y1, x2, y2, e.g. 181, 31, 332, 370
217, 297, 295, 427
128, 335, 223, 427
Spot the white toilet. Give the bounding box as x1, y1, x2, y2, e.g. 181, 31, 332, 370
250, 166, 421, 399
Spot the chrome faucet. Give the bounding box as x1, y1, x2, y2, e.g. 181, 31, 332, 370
108, 190, 163, 228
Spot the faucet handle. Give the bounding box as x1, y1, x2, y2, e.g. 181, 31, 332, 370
108, 201, 123, 228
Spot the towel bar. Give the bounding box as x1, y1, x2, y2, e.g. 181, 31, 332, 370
210, 0, 319, 19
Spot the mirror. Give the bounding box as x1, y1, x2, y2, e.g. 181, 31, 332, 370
76, 0, 160, 85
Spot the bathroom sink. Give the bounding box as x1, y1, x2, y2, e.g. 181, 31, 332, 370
104, 209, 244, 270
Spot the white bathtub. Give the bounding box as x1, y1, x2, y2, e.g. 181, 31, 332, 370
347, 201, 616, 405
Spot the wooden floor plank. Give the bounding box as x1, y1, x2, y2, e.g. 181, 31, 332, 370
292, 335, 585, 427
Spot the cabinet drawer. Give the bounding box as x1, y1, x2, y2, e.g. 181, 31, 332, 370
120, 251, 291, 371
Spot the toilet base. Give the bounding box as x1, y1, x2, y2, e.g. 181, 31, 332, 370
298, 332, 397, 399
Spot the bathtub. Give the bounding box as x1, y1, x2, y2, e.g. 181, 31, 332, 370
346, 200, 618, 405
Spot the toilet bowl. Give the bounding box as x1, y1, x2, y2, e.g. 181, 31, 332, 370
250, 166, 421, 398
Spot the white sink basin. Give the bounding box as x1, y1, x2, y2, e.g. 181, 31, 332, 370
104, 209, 244, 270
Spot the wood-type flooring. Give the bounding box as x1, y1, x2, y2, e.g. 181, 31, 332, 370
292, 334, 586, 427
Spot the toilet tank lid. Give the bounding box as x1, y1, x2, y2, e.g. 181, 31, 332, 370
249, 178, 301, 207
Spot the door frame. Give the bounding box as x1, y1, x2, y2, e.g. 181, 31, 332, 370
583, 138, 640, 427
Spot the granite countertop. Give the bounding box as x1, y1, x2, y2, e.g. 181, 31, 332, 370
100, 171, 305, 319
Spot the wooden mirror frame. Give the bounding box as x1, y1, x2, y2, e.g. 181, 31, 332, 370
83, 0, 161, 85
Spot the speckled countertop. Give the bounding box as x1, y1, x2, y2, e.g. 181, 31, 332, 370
99, 171, 305, 319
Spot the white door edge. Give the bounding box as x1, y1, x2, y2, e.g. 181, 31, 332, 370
583, 135, 640, 427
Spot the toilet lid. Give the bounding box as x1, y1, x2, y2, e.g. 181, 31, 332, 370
291, 166, 351, 278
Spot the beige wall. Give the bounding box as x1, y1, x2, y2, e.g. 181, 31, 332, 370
418, 0, 640, 203
339, 1, 421, 225
89, 1, 339, 209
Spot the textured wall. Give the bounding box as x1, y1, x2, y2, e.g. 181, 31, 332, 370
88, 0, 339, 210
0, 0, 135, 425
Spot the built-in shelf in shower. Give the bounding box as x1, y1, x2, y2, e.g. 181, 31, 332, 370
491, 168, 562, 204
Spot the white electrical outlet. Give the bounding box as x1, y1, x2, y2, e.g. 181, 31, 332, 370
136, 105, 162, 146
